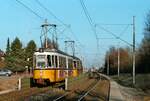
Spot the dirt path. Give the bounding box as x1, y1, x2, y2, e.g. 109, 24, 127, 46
0, 75, 19, 91
0, 74, 31, 91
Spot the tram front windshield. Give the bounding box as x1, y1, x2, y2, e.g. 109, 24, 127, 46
36, 55, 46, 68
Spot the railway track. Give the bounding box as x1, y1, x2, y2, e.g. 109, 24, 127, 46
52, 72, 101, 101
28, 72, 110, 101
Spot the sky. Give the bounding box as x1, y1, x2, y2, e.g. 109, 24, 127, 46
0, 0, 150, 68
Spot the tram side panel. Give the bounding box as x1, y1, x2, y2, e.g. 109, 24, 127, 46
33, 69, 55, 83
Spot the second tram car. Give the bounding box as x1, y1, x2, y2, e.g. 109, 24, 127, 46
31, 48, 83, 86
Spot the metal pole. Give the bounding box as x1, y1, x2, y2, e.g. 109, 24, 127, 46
54, 25, 58, 49
18, 78, 21, 91
65, 41, 67, 53
133, 16, 136, 84
64, 41, 75, 56
45, 19, 48, 48
72, 41, 75, 56
118, 44, 120, 77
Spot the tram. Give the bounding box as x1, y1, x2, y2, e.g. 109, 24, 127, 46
30, 48, 83, 86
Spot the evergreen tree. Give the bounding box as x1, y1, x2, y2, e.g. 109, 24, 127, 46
11, 37, 22, 57
6, 37, 10, 55
25, 40, 37, 68
6, 37, 26, 72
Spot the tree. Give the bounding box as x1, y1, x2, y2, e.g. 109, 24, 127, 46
25, 40, 37, 68
137, 11, 150, 73
119, 48, 132, 73
11, 37, 22, 57
104, 46, 132, 75
6, 37, 10, 55
6, 37, 26, 72
104, 46, 118, 75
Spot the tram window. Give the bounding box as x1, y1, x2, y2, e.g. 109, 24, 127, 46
65, 58, 66, 67
68, 59, 73, 69
77, 61, 79, 68
71, 59, 73, 68
60, 57, 63, 68
78, 61, 81, 68
60, 57, 65, 68
62, 57, 64, 68
63, 57, 66, 68
57, 56, 59, 67
59, 57, 62, 68
55, 56, 58, 67
80, 61, 82, 68
52, 55, 54, 67
36, 55, 45, 60
37, 62, 45, 67
47, 55, 51, 67
59, 57, 61, 68
73, 61, 77, 68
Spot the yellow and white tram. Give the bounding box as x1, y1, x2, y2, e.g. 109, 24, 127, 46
31, 48, 82, 86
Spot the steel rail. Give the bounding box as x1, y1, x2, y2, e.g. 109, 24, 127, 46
53, 72, 100, 101
53, 92, 69, 101
78, 79, 100, 101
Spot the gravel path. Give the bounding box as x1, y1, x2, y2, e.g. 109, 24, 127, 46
119, 84, 150, 101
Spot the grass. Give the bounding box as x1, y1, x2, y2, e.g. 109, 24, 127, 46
68, 72, 88, 83
21, 77, 30, 88
111, 73, 150, 92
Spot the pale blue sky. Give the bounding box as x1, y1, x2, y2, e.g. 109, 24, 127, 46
0, 0, 149, 67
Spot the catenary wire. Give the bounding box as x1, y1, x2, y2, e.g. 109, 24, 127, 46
16, 0, 44, 20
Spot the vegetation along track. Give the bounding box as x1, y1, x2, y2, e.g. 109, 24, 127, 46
29, 72, 110, 101
53, 74, 99, 101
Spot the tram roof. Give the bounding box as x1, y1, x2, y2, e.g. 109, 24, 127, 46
35, 48, 80, 60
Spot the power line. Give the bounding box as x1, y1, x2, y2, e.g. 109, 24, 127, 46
98, 38, 116, 39
79, 0, 99, 50
56, 26, 84, 48
15, 0, 84, 57
68, 26, 84, 47
97, 23, 133, 26
57, 28, 84, 56
35, 0, 66, 26
16, 0, 44, 20
96, 24, 131, 39
118, 24, 130, 37
96, 24, 133, 46
79, 0, 96, 35
79, 0, 132, 47
80, 0, 94, 27
35, 0, 84, 49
